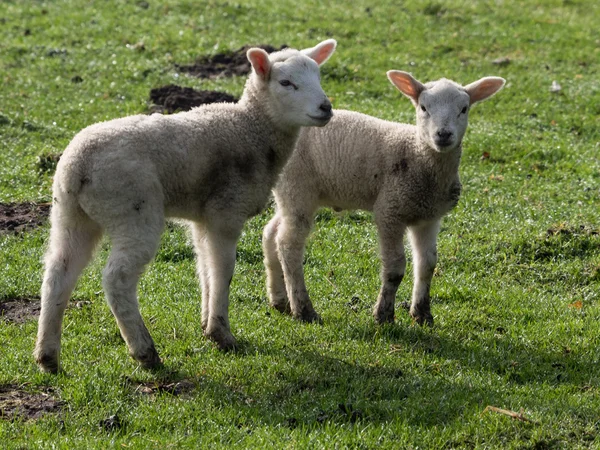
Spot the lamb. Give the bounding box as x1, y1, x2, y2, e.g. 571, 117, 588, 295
34, 39, 337, 373
263, 70, 505, 326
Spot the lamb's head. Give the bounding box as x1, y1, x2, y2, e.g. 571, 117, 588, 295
387, 71, 505, 153
246, 39, 336, 129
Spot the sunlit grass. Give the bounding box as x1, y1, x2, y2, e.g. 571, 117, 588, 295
1, 0, 599, 448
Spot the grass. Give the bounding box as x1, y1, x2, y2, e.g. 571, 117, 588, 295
1, 0, 599, 448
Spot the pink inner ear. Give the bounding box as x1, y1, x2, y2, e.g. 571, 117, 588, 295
467, 78, 505, 104
390, 73, 420, 102
249, 50, 269, 79
312, 43, 335, 65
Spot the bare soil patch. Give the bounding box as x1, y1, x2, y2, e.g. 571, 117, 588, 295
36, 152, 61, 174
176, 44, 286, 79
149, 85, 238, 114
0, 297, 41, 323
0, 385, 63, 421
128, 378, 196, 397
0, 202, 50, 234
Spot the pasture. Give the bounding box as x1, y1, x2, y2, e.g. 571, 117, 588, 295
1, 0, 599, 448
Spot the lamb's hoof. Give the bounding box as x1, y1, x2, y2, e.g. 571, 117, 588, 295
373, 303, 395, 324
293, 307, 322, 324
410, 310, 434, 327
133, 345, 162, 370
270, 298, 291, 315
205, 328, 237, 352
35, 352, 60, 374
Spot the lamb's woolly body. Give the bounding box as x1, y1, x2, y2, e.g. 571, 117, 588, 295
263, 73, 504, 324
34, 40, 337, 373
278, 110, 461, 223
59, 99, 296, 226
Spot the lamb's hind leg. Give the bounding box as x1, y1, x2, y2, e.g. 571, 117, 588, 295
102, 218, 163, 368
263, 215, 290, 314
276, 212, 320, 323
408, 220, 441, 326
34, 210, 102, 373
373, 221, 407, 324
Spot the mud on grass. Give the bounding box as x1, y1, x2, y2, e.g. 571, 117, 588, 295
175, 44, 286, 79
0, 297, 41, 323
0, 202, 50, 234
128, 378, 196, 397
149, 85, 238, 114
0, 385, 63, 421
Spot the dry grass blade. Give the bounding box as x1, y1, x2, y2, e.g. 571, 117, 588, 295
483, 405, 539, 424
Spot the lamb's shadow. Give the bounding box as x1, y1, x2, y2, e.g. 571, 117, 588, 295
346, 310, 595, 390
149, 336, 511, 429
131, 296, 595, 430
195, 311, 595, 429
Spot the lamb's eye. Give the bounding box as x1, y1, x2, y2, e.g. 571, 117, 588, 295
280, 80, 296, 89
461, 106, 468, 114
420, 105, 427, 112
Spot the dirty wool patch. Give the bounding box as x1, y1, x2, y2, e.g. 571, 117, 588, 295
149, 84, 238, 114
0, 297, 41, 323
176, 44, 286, 78
0, 202, 50, 233
0, 385, 63, 421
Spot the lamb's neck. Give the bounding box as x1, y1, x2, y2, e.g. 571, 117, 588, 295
415, 137, 463, 181
239, 83, 301, 169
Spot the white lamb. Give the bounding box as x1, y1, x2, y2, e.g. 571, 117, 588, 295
263, 70, 505, 325
34, 39, 337, 373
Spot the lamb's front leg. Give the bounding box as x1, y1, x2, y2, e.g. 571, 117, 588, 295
202, 227, 241, 351
262, 215, 290, 314
373, 220, 407, 324
408, 220, 441, 326
276, 213, 321, 323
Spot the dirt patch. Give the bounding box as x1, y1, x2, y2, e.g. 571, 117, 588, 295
149, 85, 238, 114
546, 223, 599, 237
0, 297, 41, 323
176, 44, 286, 79
36, 153, 62, 174
0, 385, 63, 421
129, 378, 195, 397
0, 202, 51, 234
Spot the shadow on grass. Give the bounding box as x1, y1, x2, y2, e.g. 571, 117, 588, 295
347, 317, 596, 390
160, 317, 597, 430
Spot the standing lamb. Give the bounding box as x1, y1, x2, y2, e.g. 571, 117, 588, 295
34, 39, 337, 373
263, 70, 505, 326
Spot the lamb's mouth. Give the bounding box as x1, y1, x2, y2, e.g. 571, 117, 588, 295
434, 141, 459, 153
308, 113, 333, 124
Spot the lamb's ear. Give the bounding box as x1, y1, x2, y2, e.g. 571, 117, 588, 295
302, 39, 337, 66
387, 70, 426, 107
247, 48, 271, 81
464, 77, 506, 105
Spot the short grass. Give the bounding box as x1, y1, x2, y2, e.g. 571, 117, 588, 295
1, 0, 599, 448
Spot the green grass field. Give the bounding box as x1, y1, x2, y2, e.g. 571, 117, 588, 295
1, 0, 599, 448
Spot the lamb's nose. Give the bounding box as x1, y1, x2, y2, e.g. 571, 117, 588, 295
319, 102, 332, 114
437, 130, 453, 140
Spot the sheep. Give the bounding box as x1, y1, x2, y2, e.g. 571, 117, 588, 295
34, 39, 337, 373
263, 71, 505, 326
